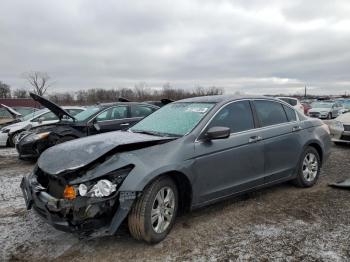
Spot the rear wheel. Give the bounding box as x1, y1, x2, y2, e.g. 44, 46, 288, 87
293, 147, 321, 187
128, 176, 178, 243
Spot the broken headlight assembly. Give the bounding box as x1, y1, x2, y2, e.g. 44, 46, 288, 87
64, 165, 133, 200
78, 179, 117, 197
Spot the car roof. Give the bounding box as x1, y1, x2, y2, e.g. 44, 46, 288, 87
98, 102, 159, 108
177, 95, 276, 104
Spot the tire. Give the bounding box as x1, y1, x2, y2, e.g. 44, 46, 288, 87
327, 113, 332, 119
293, 147, 321, 187
128, 176, 178, 243
8, 131, 20, 147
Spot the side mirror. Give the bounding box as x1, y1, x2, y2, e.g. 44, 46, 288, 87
38, 117, 44, 124
205, 126, 230, 140
93, 121, 101, 131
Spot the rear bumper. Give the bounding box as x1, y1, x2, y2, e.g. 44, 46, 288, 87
20, 173, 136, 237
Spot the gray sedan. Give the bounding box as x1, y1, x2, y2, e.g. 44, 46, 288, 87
21, 95, 331, 243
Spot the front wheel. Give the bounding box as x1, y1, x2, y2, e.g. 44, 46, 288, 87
293, 147, 321, 187
327, 113, 332, 119
128, 176, 178, 243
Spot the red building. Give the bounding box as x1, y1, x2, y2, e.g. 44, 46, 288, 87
0, 98, 41, 108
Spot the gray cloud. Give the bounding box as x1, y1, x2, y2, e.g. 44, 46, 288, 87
0, 0, 350, 95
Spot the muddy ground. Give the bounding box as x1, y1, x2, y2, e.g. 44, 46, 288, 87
0, 145, 350, 261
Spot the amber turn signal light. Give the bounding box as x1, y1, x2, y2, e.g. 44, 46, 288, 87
63, 185, 76, 200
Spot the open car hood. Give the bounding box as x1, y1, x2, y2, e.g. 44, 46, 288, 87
0, 104, 22, 118
38, 131, 174, 175
30, 93, 75, 120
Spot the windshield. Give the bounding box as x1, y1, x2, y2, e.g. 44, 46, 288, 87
311, 102, 333, 109
68, 107, 101, 122
21, 109, 47, 121
130, 102, 215, 136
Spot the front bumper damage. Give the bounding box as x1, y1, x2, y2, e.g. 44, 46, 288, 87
20, 172, 137, 237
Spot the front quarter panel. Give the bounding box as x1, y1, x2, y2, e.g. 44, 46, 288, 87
118, 135, 196, 192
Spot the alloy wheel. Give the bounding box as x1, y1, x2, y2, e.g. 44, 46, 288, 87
151, 186, 175, 234
302, 153, 318, 182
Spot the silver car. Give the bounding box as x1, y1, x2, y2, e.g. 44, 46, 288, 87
329, 112, 350, 144
21, 95, 331, 243
308, 101, 343, 119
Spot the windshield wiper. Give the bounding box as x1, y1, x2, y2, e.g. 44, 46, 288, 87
131, 130, 164, 136
131, 129, 180, 138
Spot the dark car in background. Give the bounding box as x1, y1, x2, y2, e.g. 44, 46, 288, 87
16, 94, 159, 159
21, 95, 331, 243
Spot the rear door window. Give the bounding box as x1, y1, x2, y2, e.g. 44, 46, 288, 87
283, 105, 297, 122
254, 100, 288, 127
96, 106, 128, 122
131, 105, 157, 118
207, 101, 255, 133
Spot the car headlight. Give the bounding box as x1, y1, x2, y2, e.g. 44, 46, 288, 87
37, 132, 50, 139
23, 132, 50, 142
77, 179, 116, 197
70, 165, 133, 199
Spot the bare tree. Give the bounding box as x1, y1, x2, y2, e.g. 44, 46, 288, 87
13, 88, 28, 98
23, 71, 53, 96
0, 81, 11, 98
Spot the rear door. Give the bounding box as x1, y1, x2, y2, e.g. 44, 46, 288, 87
89, 105, 130, 134
252, 100, 303, 182
193, 100, 265, 205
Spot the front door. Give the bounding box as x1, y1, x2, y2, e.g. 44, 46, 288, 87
192, 100, 265, 205
88, 106, 130, 135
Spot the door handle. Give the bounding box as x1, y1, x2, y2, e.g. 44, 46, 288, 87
120, 123, 130, 126
292, 126, 302, 132
248, 135, 262, 143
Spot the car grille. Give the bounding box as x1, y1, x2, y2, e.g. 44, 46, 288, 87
340, 134, 350, 141
309, 112, 320, 117
344, 125, 350, 132
36, 168, 66, 198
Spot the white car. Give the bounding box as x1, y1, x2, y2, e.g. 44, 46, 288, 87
329, 112, 350, 144
277, 97, 304, 114
0, 106, 85, 147
308, 101, 343, 119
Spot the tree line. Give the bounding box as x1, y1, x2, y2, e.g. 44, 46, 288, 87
0, 72, 224, 105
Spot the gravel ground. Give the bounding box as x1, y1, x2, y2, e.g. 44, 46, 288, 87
0, 144, 350, 261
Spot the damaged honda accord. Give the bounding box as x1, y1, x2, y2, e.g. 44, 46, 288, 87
21, 95, 331, 243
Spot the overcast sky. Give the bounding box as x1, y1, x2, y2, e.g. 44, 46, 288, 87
1, 0, 350, 95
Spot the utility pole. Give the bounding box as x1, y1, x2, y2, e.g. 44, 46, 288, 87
304, 84, 307, 98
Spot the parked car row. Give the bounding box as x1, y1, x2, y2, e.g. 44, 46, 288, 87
20, 95, 332, 243
276, 96, 350, 119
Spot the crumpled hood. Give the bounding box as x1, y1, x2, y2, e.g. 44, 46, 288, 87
38, 131, 173, 175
